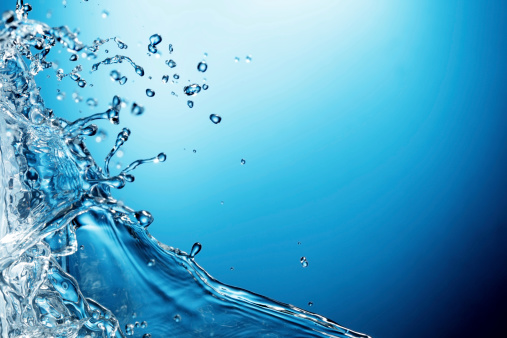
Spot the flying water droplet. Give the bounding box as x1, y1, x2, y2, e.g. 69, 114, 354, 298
101, 10, 109, 19
190, 242, 202, 258
168, 44, 174, 53
125, 323, 134, 335
183, 84, 201, 96
56, 92, 66, 101
146, 89, 155, 97
173, 314, 181, 322
77, 79, 86, 88
165, 59, 177, 68
234, 57, 240, 62
69, 54, 78, 61
161, 75, 169, 83
220, 201, 224, 205
173, 74, 180, 79
131, 103, 145, 116
230, 267, 234, 271
187, 100, 193, 108
110, 70, 120, 81
193, 149, 197, 153
210, 114, 221, 124
202, 83, 209, 90
80, 245, 84, 250
141, 321, 148, 329
143, 334, 152, 338
118, 76, 127, 85
95, 130, 107, 143
61, 282, 68, 290
86, 98, 98, 107
300, 257, 308, 268
308, 302, 313, 306
149, 34, 162, 45
135, 210, 153, 227
240, 159, 245, 165
245, 55, 252, 63
197, 61, 207, 72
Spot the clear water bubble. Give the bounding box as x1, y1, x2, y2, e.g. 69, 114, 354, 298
125, 324, 134, 335
146, 89, 155, 97
162, 75, 169, 83
131, 102, 145, 116
165, 59, 177, 68
173, 314, 181, 323
110, 70, 120, 81
197, 61, 207, 73
240, 159, 245, 165
190, 242, 202, 258
246, 55, 252, 63
210, 114, 221, 124
202, 83, 209, 90
118, 76, 127, 85
183, 84, 201, 96
300, 257, 308, 268
187, 100, 194, 108
69, 54, 78, 61
86, 98, 98, 107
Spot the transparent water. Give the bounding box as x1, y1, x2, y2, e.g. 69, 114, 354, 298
0, 3, 370, 337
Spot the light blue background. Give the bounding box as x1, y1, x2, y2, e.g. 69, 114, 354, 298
5, 1, 507, 336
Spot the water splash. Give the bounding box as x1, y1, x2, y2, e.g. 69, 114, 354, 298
0, 4, 370, 338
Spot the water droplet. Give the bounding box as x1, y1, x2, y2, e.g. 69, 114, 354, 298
92, 310, 100, 320
61, 282, 68, 290
308, 302, 313, 306
193, 149, 197, 153
149, 34, 162, 45
173, 314, 181, 323
220, 201, 224, 205
300, 257, 308, 268
156, 152, 167, 162
143, 334, 152, 338
187, 100, 194, 108
56, 92, 65, 101
148, 44, 157, 53
204, 52, 208, 57
77, 79, 86, 88
234, 57, 240, 62
69, 54, 78, 61
146, 89, 155, 97
245, 55, 252, 63
173, 74, 180, 79
86, 98, 98, 107
110, 70, 120, 81
202, 84, 209, 90
131, 103, 144, 116
165, 59, 177, 68
190, 242, 201, 258
183, 84, 201, 96
118, 76, 127, 85
125, 324, 134, 336
135, 322, 140, 328
297, 241, 301, 245
197, 61, 207, 72
210, 114, 221, 124
230, 267, 234, 271
80, 245, 84, 250
101, 10, 109, 19
135, 210, 153, 227
135, 66, 145, 76
141, 321, 148, 329
162, 75, 169, 83
240, 159, 245, 165
168, 44, 174, 53
147, 259, 155, 267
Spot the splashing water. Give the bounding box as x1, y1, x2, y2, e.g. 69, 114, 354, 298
0, 3, 370, 338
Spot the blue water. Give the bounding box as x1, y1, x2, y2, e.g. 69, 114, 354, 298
2, 1, 507, 337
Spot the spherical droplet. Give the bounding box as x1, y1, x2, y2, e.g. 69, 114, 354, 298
118, 76, 127, 85
187, 100, 194, 108
245, 55, 252, 63
146, 89, 155, 97
240, 159, 245, 165
173, 314, 181, 323
131, 102, 144, 116
183, 84, 201, 96
156, 152, 167, 162
197, 61, 208, 72
77, 79, 86, 88
308, 301, 313, 306
69, 54, 78, 61
110, 70, 120, 81
190, 242, 202, 258
173, 74, 180, 79
56, 92, 65, 101
135, 210, 153, 227
165, 59, 177, 68
202, 83, 209, 90
210, 114, 221, 124
141, 321, 148, 329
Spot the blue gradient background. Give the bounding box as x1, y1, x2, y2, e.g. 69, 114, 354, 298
5, 1, 507, 337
